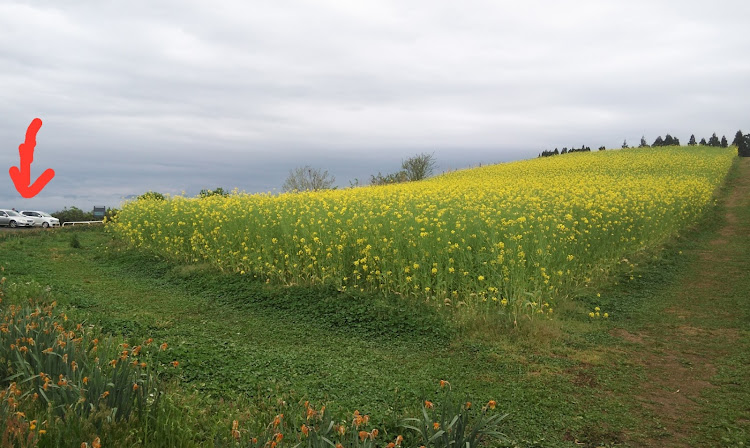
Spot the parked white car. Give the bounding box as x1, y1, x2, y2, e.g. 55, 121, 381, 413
20, 211, 61, 228
0, 209, 35, 228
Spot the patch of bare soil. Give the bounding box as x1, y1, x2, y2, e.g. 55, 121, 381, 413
610, 328, 645, 344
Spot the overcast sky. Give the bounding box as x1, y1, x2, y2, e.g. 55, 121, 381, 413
1, 0, 749, 212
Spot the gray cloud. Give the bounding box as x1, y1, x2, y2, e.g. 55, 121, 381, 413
1, 0, 749, 212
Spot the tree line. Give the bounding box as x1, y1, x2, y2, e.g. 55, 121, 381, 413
539, 130, 747, 158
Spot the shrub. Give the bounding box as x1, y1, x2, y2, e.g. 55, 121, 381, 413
70, 233, 82, 248
370, 170, 408, 185
51, 206, 94, 224
199, 188, 230, 198
137, 191, 166, 201
401, 152, 437, 182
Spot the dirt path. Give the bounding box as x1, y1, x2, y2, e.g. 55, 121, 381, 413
618, 157, 750, 447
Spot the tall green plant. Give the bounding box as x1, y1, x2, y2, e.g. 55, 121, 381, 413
401, 382, 509, 448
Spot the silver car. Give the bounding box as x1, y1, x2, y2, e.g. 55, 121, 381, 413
20, 210, 61, 228
0, 209, 35, 228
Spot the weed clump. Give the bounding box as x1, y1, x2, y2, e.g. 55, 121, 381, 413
70, 233, 82, 249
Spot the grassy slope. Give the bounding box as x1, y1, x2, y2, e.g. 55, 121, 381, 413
0, 158, 748, 447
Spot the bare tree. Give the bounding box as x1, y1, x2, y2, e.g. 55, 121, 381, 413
401, 152, 436, 182
282, 166, 336, 192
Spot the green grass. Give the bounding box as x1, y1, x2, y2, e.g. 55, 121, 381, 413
0, 158, 748, 447
0, 227, 639, 446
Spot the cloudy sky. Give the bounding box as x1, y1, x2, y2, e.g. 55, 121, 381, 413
1, 0, 749, 212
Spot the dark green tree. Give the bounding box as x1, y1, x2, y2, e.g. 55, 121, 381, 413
652, 136, 664, 147
688, 134, 697, 146
708, 133, 721, 147
739, 134, 750, 157
732, 130, 744, 147
699, 137, 707, 145
639, 136, 649, 148
720, 135, 728, 148
598, 146, 606, 151
622, 139, 629, 149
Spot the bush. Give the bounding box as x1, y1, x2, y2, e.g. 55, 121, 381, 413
137, 191, 166, 201
51, 206, 94, 224
370, 170, 409, 186
402, 152, 437, 182
371, 153, 437, 184
70, 233, 82, 248
199, 188, 230, 198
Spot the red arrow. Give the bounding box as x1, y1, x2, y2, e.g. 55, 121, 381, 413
9, 118, 55, 198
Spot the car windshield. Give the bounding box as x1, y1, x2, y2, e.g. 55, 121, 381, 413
40, 212, 52, 217
6, 210, 21, 217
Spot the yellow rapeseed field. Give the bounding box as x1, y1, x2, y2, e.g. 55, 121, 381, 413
109, 146, 734, 316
